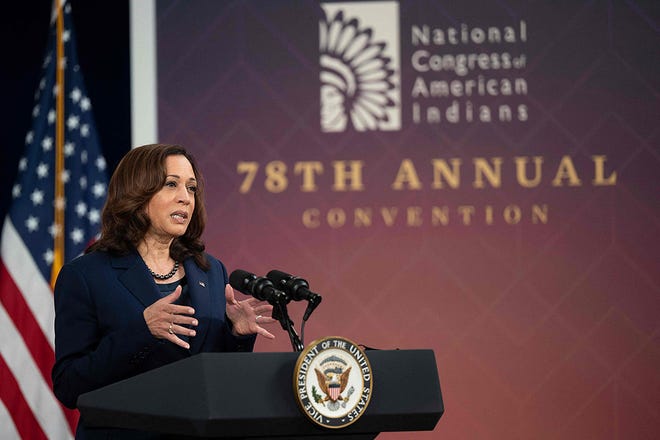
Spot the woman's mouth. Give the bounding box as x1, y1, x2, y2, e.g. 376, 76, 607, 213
171, 211, 188, 223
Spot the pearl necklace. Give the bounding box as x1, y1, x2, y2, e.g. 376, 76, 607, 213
148, 261, 179, 280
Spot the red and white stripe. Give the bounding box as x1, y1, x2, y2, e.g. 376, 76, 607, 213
0, 218, 76, 439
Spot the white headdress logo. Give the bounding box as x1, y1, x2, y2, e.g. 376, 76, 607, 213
320, 3, 401, 132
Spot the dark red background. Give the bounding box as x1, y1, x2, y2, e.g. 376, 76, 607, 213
156, 1, 659, 439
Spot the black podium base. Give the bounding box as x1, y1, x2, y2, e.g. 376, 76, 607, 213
78, 350, 443, 438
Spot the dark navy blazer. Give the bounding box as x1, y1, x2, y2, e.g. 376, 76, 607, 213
52, 250, 255, 438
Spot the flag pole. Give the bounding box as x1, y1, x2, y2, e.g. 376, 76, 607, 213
51, 0, 65, 288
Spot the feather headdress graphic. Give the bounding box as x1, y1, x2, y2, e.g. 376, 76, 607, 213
320, 9, 398, 132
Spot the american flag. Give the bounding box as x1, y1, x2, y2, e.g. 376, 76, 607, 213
0, 2, 107, 438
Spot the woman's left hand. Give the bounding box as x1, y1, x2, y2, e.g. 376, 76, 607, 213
225, 284, 276, 339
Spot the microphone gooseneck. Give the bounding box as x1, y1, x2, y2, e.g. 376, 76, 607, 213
229, 269, 303, 352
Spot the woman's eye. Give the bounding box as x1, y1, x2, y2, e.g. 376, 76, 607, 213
165, 181, 177, 188
187, 186, 197, 193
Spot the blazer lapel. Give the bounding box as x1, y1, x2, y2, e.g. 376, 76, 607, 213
112, 253, 161, 308
183, 258, 211, 354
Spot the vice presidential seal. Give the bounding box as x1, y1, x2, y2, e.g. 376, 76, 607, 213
293, 336, 373, 428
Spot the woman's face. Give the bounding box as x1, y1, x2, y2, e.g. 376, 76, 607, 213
144, 155, 197, 241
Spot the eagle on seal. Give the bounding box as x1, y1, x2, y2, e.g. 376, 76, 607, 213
315, 366, 352, 402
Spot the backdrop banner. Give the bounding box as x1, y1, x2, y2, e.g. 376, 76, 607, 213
155, 1, 659, 439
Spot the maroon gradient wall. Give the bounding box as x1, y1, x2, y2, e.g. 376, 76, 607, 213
156, 1, 659, 438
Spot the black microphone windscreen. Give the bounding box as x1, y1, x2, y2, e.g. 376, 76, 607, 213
229, 269, 255, 293
266, 270, 290, 285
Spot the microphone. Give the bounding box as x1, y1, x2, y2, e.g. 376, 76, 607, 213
229, 269, 288, 304
266, 270, 322, 320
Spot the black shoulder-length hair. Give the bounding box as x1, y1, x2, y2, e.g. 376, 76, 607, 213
87, 144, 209, 270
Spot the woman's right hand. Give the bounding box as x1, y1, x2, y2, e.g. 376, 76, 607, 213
143, 286, 198, 349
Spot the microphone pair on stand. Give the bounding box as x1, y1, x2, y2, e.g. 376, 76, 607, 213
228, 269, 322, 352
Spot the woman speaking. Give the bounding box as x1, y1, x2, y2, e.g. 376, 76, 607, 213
52, 144, 275, 438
